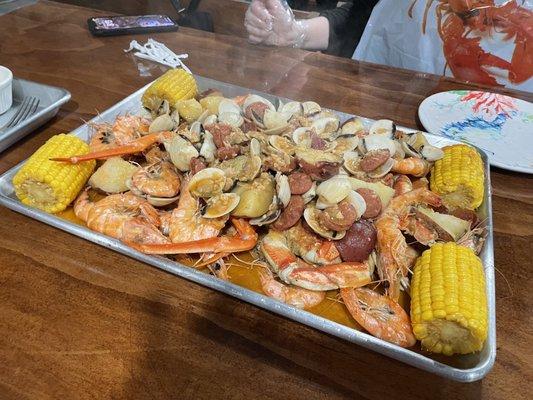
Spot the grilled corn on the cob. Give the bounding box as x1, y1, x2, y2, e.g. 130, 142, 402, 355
142, 68, 197, 112
410, 242, 488, 355
13, 134, 95, 213
429, 144, 484, 210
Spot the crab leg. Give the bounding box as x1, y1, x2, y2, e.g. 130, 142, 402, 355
51, 131, 174, 164
129, 218, 258, 255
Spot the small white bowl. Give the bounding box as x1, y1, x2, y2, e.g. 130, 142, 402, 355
0, 66, 13, 115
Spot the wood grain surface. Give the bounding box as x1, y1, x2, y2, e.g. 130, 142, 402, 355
0, 1, 532, 399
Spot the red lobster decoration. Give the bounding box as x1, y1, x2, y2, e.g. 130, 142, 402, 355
408, 0, 533, 86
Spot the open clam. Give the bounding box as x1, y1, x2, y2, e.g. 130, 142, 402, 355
345, 190, 367, 219
243, 94, 276, 113
280, 101, 302, 118
343, 151, 362, 175
146, 194, 180, 207
303, 206, 346, 240
367, 158, 394, 179
275, 172, 291, 208
269, 135, 296, 155
369, 119, 396, 137
311, 117, 340, 139
331, 136, 359, 155
188, 167, 226, 198
253, 109, 289, 135
316, 175, 351, 204
200, 131, 216, 162
249, 195, 281, 226
302, 182, 317, 204
164, 134, 199, 171
302, 101, 321, 117
203, 114, 218, 126
203, 192, 240, 218
359, 134, 396, 156
218, 98, 241, 115
218, 112, 244, 128
149, 113, 175, 133
340, 117, 365, 136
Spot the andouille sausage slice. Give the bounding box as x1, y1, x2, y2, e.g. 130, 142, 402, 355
356, 188, 382, 218
272, 195, 305, 231
288, 172, 313, 195
360, 149, 390, 172
189, 157, 207, 175
318, 200, 358, 232
335, 220, 377, 262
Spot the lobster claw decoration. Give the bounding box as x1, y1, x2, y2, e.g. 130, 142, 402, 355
409, 0, 533, 87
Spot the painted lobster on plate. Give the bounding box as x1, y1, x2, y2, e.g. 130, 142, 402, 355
408, 0, 533, 86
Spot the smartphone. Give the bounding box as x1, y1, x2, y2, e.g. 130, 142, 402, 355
87, 15, 179, 36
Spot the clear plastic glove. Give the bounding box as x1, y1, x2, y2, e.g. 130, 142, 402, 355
245, 0, 309, 48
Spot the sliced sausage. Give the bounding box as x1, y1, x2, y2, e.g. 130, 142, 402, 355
206, 123, 232, 148
288, 172, 313, 195
360, 149, 390, 172
310, 131, 327, 150
245, 102, 269, 120
189, 157, 207, 175
272, 195, 305, 231
335, 220, 377, 262
356, 188, 382, 218
451, 208, 479, 225
298, 159, 340, 181
216, 145, 240, 161
318, 200, 358, 231
241, 120, 258, 133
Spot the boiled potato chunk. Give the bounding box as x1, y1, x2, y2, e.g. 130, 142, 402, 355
176, 98, 203, 123
347, 177, 395, 208
88, 157, 138, 193
232, 173, 275, 218
199, 96, 224, 116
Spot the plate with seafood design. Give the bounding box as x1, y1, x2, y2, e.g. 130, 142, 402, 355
419, 90, 533, 174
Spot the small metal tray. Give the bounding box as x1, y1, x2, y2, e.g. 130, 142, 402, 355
0, 75, 495, 382
0, 77, 71, 153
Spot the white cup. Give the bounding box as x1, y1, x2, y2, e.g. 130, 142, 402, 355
0, 66, 13, 115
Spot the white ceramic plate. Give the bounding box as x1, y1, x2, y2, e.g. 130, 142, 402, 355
419, 90, 533, 174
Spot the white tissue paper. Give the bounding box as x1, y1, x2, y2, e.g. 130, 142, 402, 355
124, 39, 192, 74
354, 0, 532, 92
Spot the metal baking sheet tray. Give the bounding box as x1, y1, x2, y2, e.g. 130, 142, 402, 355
0, 77, 71, 153
0, 75, 495, 382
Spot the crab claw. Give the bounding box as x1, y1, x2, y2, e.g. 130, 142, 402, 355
50, 131, 174, 164
129, 218, 258, 255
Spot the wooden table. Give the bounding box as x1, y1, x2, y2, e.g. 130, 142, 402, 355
0, 1, 531, 399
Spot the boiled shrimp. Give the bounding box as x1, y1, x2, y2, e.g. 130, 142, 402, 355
392, 157, 430, 177
260, 230, 371, 291
341, 287, 416, 348
73, 188, 169, 244
284, 223, 341, 265
375, 188, 441, 300
130, 161, 181, 198
89, 115, 150, 153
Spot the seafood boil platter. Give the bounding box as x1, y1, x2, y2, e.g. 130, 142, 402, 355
0, 72, 495, 382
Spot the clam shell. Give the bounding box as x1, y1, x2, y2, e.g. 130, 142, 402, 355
200, 131, 216, 163
292, 127, 312, 147
332, 136, 359, 155
203, 193, 240, 218
401, 140, 421, 158
340, 117, 365, 136
302, 101, 321, 117
345, 190, 367, 219
218, 112, 244, 128
303, 206, 346, 240
361, 135, 396, 156
149, 114, 175, 133
197, 109, 210, 124
263, 109, 289, 130
280, 101, 302, 117
269, 135, 296, 155
243, 94, 275, 113
250, 209, 281, 226
218, 99, 241, 115
367, 157, 394, 179
203, 114, 218, 126
188, 167, 226, 198
408, 131, 429, 151
343, 151, 362, 175
420, 144, 444, 161
164, 134, 199, 172
302, 181, 317, 204
275, 173, 291, 208
394, 140, 406, 159
315, 196, 337, 210
311, 117, 340, 138
369, 119, 396, 137
262, 124, 289, 136
316, 176, 351, 204
146, 195, 180, 207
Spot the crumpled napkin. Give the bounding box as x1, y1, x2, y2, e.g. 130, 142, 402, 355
124, 39, 191, 74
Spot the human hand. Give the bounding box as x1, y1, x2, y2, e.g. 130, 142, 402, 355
244, 0, 308, 48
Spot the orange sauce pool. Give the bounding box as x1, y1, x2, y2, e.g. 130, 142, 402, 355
54, 207, 411, 332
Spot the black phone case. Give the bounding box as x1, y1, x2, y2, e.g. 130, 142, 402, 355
87, 16, 179, 37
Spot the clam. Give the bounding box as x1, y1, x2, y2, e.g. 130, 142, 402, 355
218, 98, 241, 115
420, 144, 444, 162
203, 193, 240, 218
200, 131, 216, 162
149, 114, 175, 133
340, 117, 365, 136
315, 196, 337, 210
408, 131, 429, 151
164, 134, 199, 172
275, 172, 291, 208
302, 101, 321, 117
243, 94, 276, 113
303, 206, 346, 240
269, 135, 296, 156
242, 155, 262, 181
181, 121, 202, 144
188, 167, 226, 199
197, 109, 210, 125
199, 96, 224, 115
158, 100, 170, 116
218, 112, 244, 128
369, 119, 396, 137
254, 109, 289, 135
401, 140, 421, 158
302, 181, 317, 204
146, 194, 180, 207
393, 140, 406, 159
367, 158, 394, 179
413, 206, 470, 242
331, 136, 359, 155
311, 117, 340, 139
203, 114, 218, 126
250, 138, 261, 157
292, 127, 313, 147
249, 195, 281, 226
343, 151, 362, 175
345, 190, 367, 219
280, 101, 302, 117
316, 176, 351, 204
360, 134, 396, 156
295, 147, 342, 165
